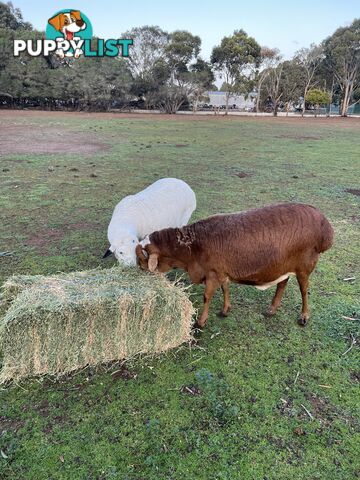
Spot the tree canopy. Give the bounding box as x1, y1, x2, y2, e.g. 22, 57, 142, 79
211, 30, 261, 113
324, 18, 360, 116
0, 2, 359, 115
0, 1, 31, 30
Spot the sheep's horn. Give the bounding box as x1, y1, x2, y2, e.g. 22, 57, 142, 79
102, 249, 112, 259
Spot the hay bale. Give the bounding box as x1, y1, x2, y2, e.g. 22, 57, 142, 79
1, 273, 41, 304
0, 267, 194, 383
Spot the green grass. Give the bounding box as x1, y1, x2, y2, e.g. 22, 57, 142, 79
0, 112, 359, 480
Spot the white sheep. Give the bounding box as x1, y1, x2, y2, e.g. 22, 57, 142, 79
103, 178, 196, 265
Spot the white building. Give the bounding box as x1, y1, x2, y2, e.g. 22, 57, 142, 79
207, 91, 255, 110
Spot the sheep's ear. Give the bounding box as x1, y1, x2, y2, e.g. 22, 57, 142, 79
148, 253, 159, 272
102, 249, 112, 259
135, 244, 148, 260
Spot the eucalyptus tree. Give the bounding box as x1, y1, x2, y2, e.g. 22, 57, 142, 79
123, 25, 169, 108
324, 19, 360, 116
158, 30, 202, 113
255, 47, 281, 112
211, 29, 261, 113
294, 43, 324, 116
0, 1, 32, 30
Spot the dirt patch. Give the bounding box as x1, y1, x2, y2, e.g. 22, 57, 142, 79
26, 222, 99, 253
35, 399, 51, 418
275, 134, 322, 141
1, 109, 360, 128
303, 394, 358, 427
277, 398, 296, 417
234, 171, 253, 178
0, 415, 25, 432
346, 188, 360, 197
111, 367, 137, 381
0, 122, 108, 156
293, 426, 306, 436
308, 395, 333, 421
27, 229, 64, 250
174, 144, 189, 148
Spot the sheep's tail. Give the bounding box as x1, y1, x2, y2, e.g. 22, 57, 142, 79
317, 216, 334, 253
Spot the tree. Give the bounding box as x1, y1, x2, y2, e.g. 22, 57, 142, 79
0, 1, 32, 30
262, 54, 284, 116
188, 58, 214, 112
255, 47, 281, 112
124, 28, 203, 113
123, 26, 169, 108
157, 30, 202, 113
294, 43, 324, 116
165, 30, 201, 67
66, 56, 132, 111
0, 28, 50, 105
305, 88, 331, 117
278, 60, 304, 114
262, 59, 304, 116
324, 19, 360, 116
211, 30, 261, 114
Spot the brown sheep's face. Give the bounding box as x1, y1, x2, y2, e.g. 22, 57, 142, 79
135, 244, 174, 273
135, 244, 150, 270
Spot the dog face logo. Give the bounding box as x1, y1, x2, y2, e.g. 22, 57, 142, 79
46, 9, 92, 58
48, 11, 86, 41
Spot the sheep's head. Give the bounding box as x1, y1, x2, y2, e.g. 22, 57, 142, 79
136, 240, 177, 273
111, 233, 139, 266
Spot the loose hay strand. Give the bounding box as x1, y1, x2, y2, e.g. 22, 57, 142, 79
0, 266, 195, 383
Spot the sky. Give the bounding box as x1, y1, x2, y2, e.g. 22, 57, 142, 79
12, 0, 360, 60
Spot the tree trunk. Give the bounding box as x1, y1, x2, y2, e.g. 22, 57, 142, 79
327, 78, 334, 117
341, 81, 352, 117
225, 91, 230, 115
340, 85, 347, 116
256, 82, 262, 113
302, 86, 308, 117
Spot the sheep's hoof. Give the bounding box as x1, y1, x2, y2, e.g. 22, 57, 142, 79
298, 315, 309, 326
192, 321, 205, 331
265, 307, 277, 317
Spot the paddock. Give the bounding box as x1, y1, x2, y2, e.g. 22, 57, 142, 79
0, 110, 359, 479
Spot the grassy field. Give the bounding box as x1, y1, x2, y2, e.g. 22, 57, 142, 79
0, 111, 359, 480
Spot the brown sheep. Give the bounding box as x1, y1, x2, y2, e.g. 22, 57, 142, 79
136, 203, 334, 328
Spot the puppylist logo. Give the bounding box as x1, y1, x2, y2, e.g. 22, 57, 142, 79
13, 9, 133, 58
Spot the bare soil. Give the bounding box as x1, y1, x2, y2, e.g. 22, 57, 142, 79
1, 108, 360, 124
274, 134, 322, 141
0, 116, 108, 156
235, 171, 253, 178
1, 109, 359, 156
26, 222, 99, 253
